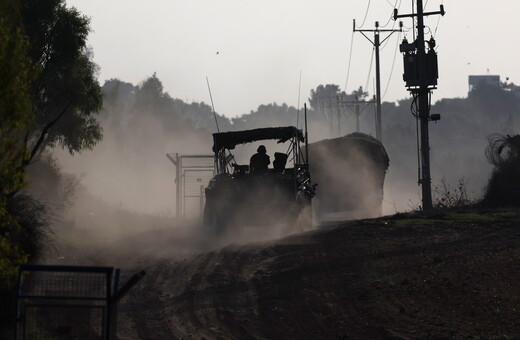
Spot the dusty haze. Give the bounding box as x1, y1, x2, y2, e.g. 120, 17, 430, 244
42, 76, 516, 266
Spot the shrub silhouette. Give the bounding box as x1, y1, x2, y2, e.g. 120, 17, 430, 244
483, 134, 520, 207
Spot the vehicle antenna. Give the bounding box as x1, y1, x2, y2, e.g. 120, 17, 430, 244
304, 103, 309, 164
206, 76, 220, 133
296, 70, 302, 128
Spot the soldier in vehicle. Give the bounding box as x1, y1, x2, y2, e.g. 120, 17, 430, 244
273, 152, 288, 172
250, 145, 270, 173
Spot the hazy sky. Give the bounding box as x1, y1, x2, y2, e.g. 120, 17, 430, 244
65, 0, 519, 118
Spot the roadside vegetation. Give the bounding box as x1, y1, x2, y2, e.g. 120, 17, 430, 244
483, 133, 520, 207
0, 0, 102, 335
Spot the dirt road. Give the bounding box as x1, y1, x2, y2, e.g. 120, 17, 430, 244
116, 210, 520, 339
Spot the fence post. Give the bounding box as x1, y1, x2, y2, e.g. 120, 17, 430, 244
199, 185, 205, 218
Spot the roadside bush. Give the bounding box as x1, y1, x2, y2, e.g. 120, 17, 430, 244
0, 194, 50, 289
433, 177, 472, 209
7, 194, 51, 259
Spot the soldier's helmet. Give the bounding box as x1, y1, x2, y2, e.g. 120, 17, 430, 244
257, 145, 267, 154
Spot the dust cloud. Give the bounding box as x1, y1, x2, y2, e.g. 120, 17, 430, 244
55, 109, 209, 215
39, 77, 214, 265
33, 76, 517, 266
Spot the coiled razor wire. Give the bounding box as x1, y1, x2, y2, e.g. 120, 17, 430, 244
485, 133, 520, 166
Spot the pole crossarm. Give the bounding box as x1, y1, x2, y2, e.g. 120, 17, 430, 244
393, 5, 445, 19
352, 19, 402, 142
341, 98, 376, 133
353, 19, 403, 35
339, 100, 375, 114
353, 19, 402, 45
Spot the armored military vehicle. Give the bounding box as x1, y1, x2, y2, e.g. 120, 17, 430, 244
203, 126, 315, 236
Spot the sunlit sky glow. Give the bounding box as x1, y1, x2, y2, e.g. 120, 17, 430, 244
66, 0, 520, 118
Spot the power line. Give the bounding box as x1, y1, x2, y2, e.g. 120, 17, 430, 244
412, 0, 416, 40
380, 12, 396, 30
382, 31, 401, 99
364, 47, 375, 92
434, 0, 444, 37
380, 23, 397, 50
381, 0, 403, 48
296, 70, 302, 128
344, 30, 355, 93
433, 16, 441, 36
206, 76, 219, 133
358, 0, 372, 28
381, 0, 401, 28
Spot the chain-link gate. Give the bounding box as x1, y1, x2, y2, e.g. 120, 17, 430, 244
15, 265, 117, 339
15, 264, 145, 340
167, 154, 214, 219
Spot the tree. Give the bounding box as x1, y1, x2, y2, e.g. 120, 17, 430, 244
231, 103, 298, 130
308, 84, 347, 111
0, 0, 35, 291
0, 0, 103, 290
134, 72, 164, 110
351, 86, 369, 100
19, 0, 103, 167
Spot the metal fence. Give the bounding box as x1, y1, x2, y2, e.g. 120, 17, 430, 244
15, 265, 119, 340
167, 154, 214, 219
0, 290, 16, 339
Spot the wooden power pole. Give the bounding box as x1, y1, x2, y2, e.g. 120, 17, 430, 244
339, 96, 376, 133
395, 1, 445, 211
354, 20, 402, 143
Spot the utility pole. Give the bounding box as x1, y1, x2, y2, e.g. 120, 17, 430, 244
336, 96, 341, 136
340, 96, 376, 133
166, 153, 181, 219
354, 20, 402, 143
355, 102, 360, 132
329, 97, 334, 136
395, 1, 445, 211
318, 96, 339, 137
321, 94, 376, 137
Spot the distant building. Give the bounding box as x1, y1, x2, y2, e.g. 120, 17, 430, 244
468, 75, 500, 92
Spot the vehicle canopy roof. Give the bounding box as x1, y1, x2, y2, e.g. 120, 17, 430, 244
212, 126, 304, 153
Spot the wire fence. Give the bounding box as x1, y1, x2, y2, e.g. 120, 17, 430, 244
16, 265, 117, 340
183, 169, 214, 218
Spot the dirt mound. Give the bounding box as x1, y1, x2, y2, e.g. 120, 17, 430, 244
117, 210, 520, 339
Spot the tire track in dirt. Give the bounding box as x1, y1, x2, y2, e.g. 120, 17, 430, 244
118, 213, 520, 339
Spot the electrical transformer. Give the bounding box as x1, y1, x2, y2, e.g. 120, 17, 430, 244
402, 51, 438, 88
